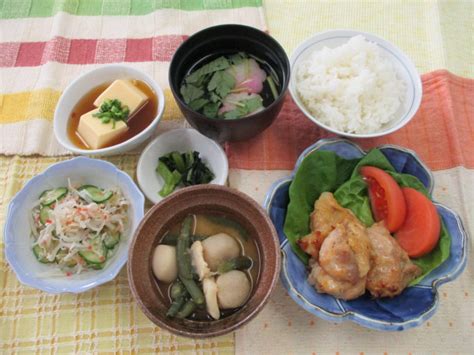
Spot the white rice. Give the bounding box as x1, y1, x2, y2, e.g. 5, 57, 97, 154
295, 35, 406, 134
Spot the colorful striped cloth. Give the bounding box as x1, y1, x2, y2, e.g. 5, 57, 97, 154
226, 70, 474, 171
1, 0, 473, 354
0, 0, 266, 155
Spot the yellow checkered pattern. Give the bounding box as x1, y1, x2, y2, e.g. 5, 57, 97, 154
0, 156, 234, 353
264, 0, 473, 78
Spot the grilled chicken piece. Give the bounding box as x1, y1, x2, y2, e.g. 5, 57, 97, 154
309, 263, 367, 301
298, 192, 362, 260
308, 221, 372, 300
366, 222, 422, 298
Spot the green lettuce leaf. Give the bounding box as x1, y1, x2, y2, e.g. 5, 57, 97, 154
333, 148, 396, 227
283, 148, 451, 285
283, 151, 359, 263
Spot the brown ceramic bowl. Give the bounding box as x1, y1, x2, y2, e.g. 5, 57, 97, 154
169, 24, 290, 142
127, 185, 280, 338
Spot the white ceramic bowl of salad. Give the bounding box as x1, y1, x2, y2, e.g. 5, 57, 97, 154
4, 157, 145, 294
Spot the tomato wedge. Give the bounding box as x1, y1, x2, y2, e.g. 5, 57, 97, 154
360, 166, 406, 232
395, 187, 440, 258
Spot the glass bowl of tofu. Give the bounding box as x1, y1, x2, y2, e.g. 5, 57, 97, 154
54, 64, 165, 155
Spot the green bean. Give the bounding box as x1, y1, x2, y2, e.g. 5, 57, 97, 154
166, 296, 186, 318
161, 233, 178, 245
217, 256, 253, 274
176, 216, 194, 280
170, 280, 186, 301
175, 300, 197, 319
180, 277, 205, 306
175, 215, 205, 306
266, 75, 279, 101
161, 233, 205, 246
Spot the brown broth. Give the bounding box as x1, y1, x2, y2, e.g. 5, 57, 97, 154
156, 214, 260, 321
67, 80, 158, 149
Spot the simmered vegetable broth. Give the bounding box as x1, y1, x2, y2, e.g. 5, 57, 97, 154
155, 213, 260, 321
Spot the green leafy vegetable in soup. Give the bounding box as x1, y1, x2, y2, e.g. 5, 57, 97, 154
180, 52, 280, 119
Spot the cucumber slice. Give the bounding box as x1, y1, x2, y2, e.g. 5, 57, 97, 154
78, 185, 113, 203
39, 187, 68, 206
55, 249, 77, 267
32, 245, 53, 263
89, 262, 105, 270
79, 237, 107, 264
103, 232, 120, 249
39, 206, 53, 225
79, 250, 104, 264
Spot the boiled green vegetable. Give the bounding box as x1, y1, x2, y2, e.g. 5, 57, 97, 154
156, 151, 214, 197
180, 277, 205, 306
170, 279, 187, 301
156, 161, 182, 197
161, 233, 205, 246
176, 216, 194, 279
217, 256, 253, 274
175, 300, 197, 319
166, 297, 186, 318
176, 216, 205, 306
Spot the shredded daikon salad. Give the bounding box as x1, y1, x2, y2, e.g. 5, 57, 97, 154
30, 179, 129, 275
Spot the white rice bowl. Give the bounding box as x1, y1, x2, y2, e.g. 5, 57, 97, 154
295, 35, 407, 134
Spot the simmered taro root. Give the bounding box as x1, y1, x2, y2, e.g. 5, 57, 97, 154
216, 270, 251, 309
201, 233, 241, 271
152, 245, 178, 283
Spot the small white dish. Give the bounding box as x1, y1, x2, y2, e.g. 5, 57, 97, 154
4, 157, 145, 294
290, 29, 422, 138
137, 128, 228, 204
54, 64, 165, 155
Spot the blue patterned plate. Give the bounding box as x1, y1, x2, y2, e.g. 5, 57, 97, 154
264, 138, 468, 331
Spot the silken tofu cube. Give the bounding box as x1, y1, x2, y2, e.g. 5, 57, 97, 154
93, 79, 148, 117
77, 109, 128, 149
